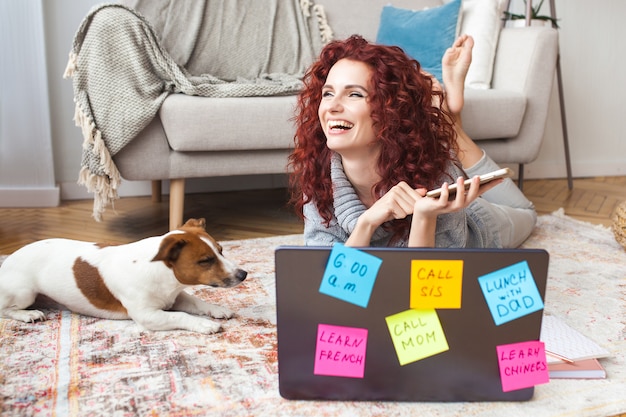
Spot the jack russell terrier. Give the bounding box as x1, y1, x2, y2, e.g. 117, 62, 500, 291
0, 218, 247, 333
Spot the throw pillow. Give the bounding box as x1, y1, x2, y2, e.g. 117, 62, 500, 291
459, 0, 508, 89
376, 0, 462, 83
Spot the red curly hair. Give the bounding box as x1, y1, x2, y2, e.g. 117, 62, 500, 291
289, 35, 458, 237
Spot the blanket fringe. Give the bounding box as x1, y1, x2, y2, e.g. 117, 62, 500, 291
78, 167, 119, 222
63, 51, 77, 79
74, 103, 121, 221
74, 104, 95, 149
299, 0, 332, 43
312, 5, 333, 44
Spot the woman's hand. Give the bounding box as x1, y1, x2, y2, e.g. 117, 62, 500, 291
346, 181, 420, 247
415, 176, 478, 215
408, 176, 503, 247
347, 176, 503, 247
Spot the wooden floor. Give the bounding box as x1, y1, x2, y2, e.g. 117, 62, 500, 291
1, 176, 625, 255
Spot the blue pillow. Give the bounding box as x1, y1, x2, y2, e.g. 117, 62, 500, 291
376, 0, 461, 83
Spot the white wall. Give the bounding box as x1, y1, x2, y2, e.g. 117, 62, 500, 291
520, 0, 626, 179
1, 0, 624, 206
0, 0, 60, 206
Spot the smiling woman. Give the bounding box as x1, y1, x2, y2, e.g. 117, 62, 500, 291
319, 59, 378, 160
288, 35, 537, 249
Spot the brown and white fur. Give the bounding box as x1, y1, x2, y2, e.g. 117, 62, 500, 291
0, 219, 247, 333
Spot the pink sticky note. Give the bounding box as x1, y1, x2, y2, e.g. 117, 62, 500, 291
496, 340, 550, 392
314, 324, 368, 378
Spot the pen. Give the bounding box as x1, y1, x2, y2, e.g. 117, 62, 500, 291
545, 349, 575, 364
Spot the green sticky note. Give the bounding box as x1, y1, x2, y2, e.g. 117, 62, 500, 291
385, 309, 449, 366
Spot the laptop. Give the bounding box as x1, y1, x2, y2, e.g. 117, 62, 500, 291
275, 246, 549, 402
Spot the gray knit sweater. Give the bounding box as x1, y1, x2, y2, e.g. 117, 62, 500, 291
303, 153, 500, 248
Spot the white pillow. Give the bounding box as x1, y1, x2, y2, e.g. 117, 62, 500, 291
459, 0, 508, 89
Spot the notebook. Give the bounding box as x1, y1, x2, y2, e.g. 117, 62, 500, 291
540, 314, 610, 379
275, 246, 550, 402
540, 315, 610, 364
548, 358, 606, 379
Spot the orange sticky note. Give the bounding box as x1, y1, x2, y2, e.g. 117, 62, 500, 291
410, 260, 464, 309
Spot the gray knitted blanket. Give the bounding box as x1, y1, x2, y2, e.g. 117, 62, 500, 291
64, 1, 331, 220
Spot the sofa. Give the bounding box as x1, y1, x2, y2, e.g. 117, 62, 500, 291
113, 0, 558, 230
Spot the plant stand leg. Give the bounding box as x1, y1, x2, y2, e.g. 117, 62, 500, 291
549, 0, 574, 190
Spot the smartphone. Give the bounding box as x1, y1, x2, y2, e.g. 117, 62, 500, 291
426, 167, 513, 198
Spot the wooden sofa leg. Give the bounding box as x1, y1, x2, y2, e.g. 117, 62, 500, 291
169, 178, 185, 231
517, 164, 524, 191
151, 180, 162, 203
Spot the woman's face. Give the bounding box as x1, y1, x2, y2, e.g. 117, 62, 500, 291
318, 59, 378, 156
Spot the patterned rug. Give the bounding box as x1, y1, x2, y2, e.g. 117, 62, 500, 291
1, 210, 624, 417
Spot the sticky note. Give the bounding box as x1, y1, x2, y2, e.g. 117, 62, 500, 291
478, 260, 544, 326
496, 341, 549, 392
314, 324, 368, 378
319, 244, 382, 308
385, 309, 449, 366
410, 260, 464, 309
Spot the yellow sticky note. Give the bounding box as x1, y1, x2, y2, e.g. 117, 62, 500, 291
385, 309, 449, 366
410, 260, 464, 309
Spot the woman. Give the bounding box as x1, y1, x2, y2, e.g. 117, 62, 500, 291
289, 34, 536, 248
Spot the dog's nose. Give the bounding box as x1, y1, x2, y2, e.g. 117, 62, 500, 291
236, 269, 247, 282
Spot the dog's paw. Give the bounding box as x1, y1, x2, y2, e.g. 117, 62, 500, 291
191, 319, 223, 334
5, 309, 46, 323
134, 312, 224, 334
205, 304, 234, 320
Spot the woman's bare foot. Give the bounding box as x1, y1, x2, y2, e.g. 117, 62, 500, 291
442, 35, 484, 169
442, 34, 474, 116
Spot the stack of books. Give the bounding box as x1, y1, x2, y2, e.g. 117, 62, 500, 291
541, 315, 610, 379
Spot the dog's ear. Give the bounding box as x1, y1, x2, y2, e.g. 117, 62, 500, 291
152, 235, 188, 266
182, 218, 206, 230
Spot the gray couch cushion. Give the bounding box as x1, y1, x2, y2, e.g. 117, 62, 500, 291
160, 94, 297, 151
160, 89, 525, 152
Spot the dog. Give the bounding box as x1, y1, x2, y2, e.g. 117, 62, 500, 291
0, 218, 247, 333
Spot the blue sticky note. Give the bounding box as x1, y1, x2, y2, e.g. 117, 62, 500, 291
319, 244, 382, 308
477, 260, 544, 326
